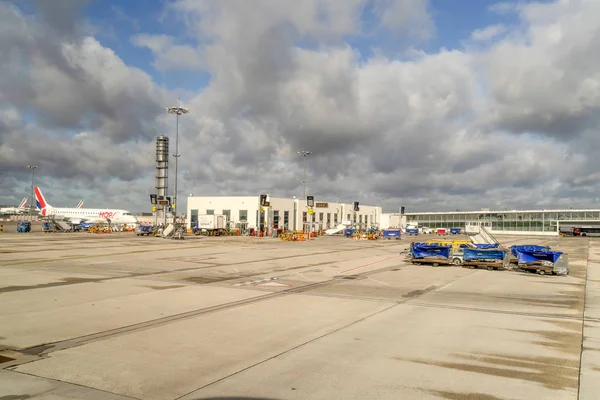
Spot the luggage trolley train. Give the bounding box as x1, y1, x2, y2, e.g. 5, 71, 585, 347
407, 242, 569, 275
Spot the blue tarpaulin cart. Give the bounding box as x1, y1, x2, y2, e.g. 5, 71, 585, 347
462, 247, 510, 270
383, 229, 401, 239
510, 245, 569, 275
409, 243, 452, 267
472, 243, 500, 249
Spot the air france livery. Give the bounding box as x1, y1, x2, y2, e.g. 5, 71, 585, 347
35, 187, 139, 225
0, 198, 28, 215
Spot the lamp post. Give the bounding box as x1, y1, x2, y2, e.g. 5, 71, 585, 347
297, 150, 312, 233
166, 103, 190, 225
27, 165, 37, 220
297, 150, 311, 199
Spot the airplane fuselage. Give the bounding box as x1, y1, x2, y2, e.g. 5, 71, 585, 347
34, 187, 138, 225
43, 207, 139, 225
0, 207, 26, 215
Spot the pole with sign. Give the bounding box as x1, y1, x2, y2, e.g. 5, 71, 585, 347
307, 195, 314, 236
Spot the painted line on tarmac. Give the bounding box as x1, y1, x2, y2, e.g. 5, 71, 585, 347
0, 242, 236, 266
367, 277, 394, 287
404, 301, 584, 321
339, 255, 403, 275
1, 240, 382, 267
172, 301, 400, 400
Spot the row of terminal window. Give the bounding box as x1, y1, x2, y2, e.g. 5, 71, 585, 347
190, 209, 372, 228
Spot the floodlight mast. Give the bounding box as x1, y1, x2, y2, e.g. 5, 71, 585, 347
27, 165, 38, 219
297, 150, 311, 199
165, 104, 190, 225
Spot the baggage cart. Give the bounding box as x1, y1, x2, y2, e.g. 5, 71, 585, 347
462, 247, 510, 271
382, 228, 401, 239
409, 243, 453, 267
511, 245, 569, 275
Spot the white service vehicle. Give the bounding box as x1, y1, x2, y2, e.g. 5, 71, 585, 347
194, 214, 226, 235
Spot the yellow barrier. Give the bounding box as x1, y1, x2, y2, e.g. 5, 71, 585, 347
280, 231, 307, 241
352, 231, 378, 240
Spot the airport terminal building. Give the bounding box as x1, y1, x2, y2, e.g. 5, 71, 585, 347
402, 209, 600, 236
186, 195, 382, 232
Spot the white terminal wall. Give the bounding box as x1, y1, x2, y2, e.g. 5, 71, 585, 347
186, 196, 382, 230
186, 196, 258, 229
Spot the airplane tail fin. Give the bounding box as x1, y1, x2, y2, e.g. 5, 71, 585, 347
18, 197, 27, 208
76, 200, 84, 209
34, 187, 52, 215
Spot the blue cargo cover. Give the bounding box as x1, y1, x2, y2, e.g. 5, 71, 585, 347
450, 228, 461, 234
516, 250, 562, 264
473, 243, 500, 249
511, 245, 550, 257
406, 228, 419, 235
383, 229, 401, 238
411, 243, 451, 259
464, 248, 506, 261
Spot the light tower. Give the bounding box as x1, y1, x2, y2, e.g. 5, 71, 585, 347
155, 137, 169, 226
297, 150, 312, 234
27, 165, 38, 219
166, 102, 190, 224
297, 150, 311, 199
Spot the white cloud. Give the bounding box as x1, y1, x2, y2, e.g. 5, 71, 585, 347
373, 0, 435, 40
488, 2, 519, 14
480, 0, 600, 139
3, 0, 600, 213
470, 24, 507, 41
131, 34, 204, 71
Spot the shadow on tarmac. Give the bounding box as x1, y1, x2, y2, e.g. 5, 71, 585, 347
190, 398, 279, 400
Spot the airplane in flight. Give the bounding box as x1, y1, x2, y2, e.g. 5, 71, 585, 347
34, 187, 139, 225
0, 197, 29, 215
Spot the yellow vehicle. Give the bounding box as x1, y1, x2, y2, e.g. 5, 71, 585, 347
426, 239, 472, 252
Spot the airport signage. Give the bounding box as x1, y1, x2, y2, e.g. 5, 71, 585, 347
315, 202, 328, 208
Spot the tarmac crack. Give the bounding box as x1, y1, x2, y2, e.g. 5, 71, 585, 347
171, 302, 401, 400
7, 279, 342, 362
404, 301, 586, 321
171, 265, 481, 399
577, 241, 591, 399
0, 247, 378, 293
5, 257, 468, 369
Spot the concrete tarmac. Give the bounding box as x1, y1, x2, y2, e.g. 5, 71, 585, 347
0, 229, 597, 399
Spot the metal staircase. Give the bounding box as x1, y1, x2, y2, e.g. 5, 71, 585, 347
465, 221, 498, 245
46, 215, 73, 232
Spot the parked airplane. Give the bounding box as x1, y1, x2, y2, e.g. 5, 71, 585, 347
0, 198, 29, 215
34, 187, 139, 225
76, 200, 84, 208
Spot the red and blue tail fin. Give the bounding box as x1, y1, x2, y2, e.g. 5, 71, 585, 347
34, 187, 51, 215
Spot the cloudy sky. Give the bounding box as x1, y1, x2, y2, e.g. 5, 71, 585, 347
1, 0, 599, 213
